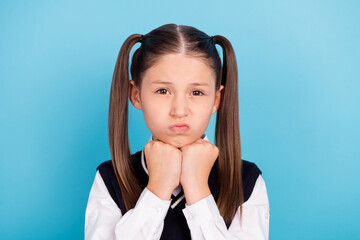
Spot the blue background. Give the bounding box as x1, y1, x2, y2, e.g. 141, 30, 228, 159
1, 0, 359, 239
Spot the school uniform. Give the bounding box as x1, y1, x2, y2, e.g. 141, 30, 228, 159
85, 134, 270, 239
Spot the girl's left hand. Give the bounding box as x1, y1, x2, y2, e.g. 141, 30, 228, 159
180, 139, 219, 205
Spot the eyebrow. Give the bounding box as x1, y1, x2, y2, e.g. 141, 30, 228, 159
151, 80, 210, 87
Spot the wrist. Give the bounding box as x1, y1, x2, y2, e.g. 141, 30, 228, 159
147, 183, 172, 201
182, 183, 211, 205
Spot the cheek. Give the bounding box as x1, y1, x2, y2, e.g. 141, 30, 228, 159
142, 101, 167, 118
193, 102, 214, 125
142, 110, 164, 135
141, 100, 168, 130
141, 93, 166, 114
195, 99, 215, 114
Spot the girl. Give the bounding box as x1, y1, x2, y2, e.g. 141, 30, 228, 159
85, 23, 269, 239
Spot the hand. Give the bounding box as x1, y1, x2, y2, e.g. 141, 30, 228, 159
144, 140, 182, 200
180, 139, 219, 205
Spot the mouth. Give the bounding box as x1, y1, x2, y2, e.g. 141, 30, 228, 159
170, 123, 190, 133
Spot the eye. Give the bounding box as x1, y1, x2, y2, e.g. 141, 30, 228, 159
155, 88, 170, 95
191, 90, 204, 96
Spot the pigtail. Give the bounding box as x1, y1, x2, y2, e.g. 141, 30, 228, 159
213, 35, 244, 225
108, 34, 143, 210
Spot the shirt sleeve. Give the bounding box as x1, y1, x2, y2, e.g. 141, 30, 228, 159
182, 175, 270, 240
85, 170, 171, 240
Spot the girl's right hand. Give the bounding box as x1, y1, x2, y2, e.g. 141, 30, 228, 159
144, 140, 182, 201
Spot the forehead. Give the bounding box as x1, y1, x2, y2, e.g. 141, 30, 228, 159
142, 54, 215, 85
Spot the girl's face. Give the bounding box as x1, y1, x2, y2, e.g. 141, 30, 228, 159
129, 54, 224, 148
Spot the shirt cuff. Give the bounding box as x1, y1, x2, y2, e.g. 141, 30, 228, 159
182, 194, 223, 224
135, 187, 171, 220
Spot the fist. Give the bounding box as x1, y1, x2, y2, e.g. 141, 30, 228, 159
144, 140, 182, 200
180, 139, 219, 204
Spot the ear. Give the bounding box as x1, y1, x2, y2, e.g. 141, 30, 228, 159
129, 80, 142, 110
212, 85, 224, 114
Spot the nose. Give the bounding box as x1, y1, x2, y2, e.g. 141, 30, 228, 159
170, 94, 189, 118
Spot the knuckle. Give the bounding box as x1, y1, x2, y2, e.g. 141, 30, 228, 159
144, 142, 152, 150
211, 145, 219, 154
152, 141, 161, 149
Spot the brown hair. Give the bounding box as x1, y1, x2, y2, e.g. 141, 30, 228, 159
108, 23, 243, 224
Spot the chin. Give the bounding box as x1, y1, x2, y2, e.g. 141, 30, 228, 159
166, 135, 198, 148
165, 138, 186, 148
154, 133, 200, 148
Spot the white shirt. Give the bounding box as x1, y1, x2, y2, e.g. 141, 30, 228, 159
85, 135, 270, 239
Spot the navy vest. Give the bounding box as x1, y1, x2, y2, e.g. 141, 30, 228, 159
97, 150, 262, 239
